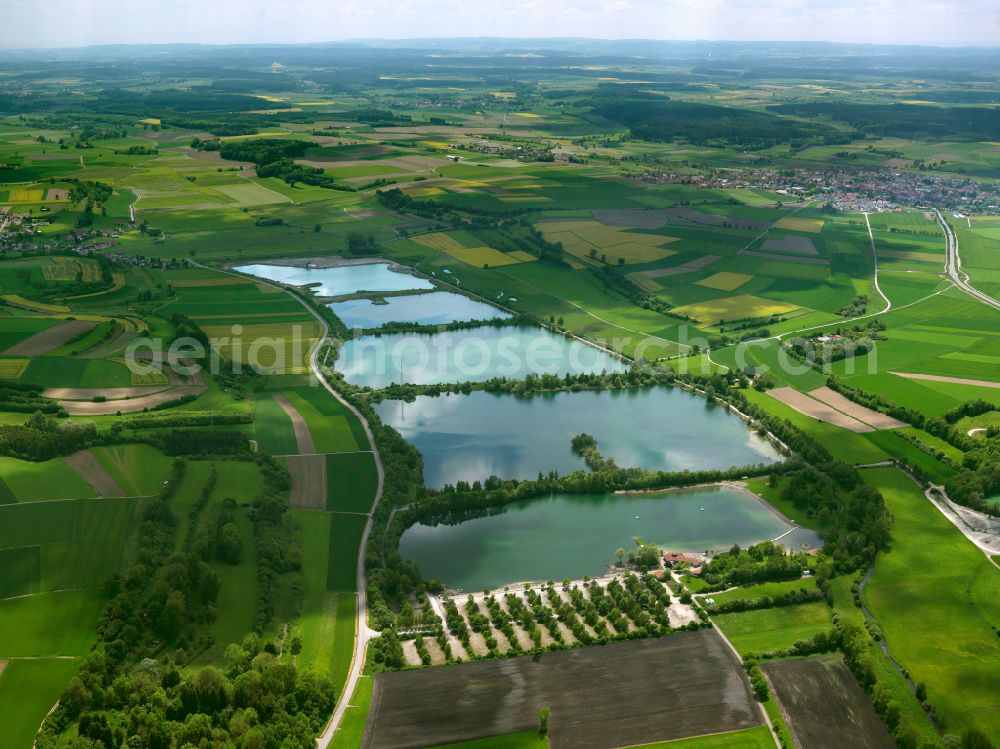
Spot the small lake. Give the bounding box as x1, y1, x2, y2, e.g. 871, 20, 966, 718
328, 291, 511, 329
400, 485, 821, 592
336, 326, 627, 389
232, 262, 434, 297
374, 387, 780, 489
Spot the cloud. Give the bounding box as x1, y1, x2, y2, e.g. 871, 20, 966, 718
0, 0, 997, 47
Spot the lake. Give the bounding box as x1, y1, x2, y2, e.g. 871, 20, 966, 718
374, 387, 780, 489
232, 261, 434, 296
400, 485, 820, 592
328, 291, 511, 329
336, 326, 627, 389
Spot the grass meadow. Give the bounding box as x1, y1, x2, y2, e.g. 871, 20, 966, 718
0, 658, 83, 749
863, 468, 1000, 738
713, 601, 834, 657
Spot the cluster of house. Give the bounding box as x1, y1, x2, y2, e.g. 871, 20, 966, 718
637, 164, 1000, 215
661, 551, 705, 576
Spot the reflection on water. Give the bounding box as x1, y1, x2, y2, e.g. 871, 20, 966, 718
401, 485, 821, 592
328, 291, 511, 328
375, 387, 780, 489
233, 262, 434, 296
337, 326, 628, 388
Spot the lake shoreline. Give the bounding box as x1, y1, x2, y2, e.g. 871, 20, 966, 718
615, 479, 803, 529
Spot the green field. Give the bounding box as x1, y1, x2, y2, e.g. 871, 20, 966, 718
712, 601, 834, 657
328, 514, 367, 592
705, 578, 817, 606
284, 389, 360, 453
862, 468, 1000, 738
0, 456, 98, 502
91, 444, 175, 496
0, 497, 142, 597
326, 452, 378, 513
0, 589, 104, 656
3, 42, 1000, 749
0, 658, 83, 749
254, 392, 299, 455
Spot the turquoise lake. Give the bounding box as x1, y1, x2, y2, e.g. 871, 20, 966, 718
400, 485, 820, 592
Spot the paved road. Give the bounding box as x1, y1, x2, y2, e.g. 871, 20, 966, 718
934, 208, 1000, 312
307, 302, 385, 749
863, 213, 892, 314
192, 261, 384, 747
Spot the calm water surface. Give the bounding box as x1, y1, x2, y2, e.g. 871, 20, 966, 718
337, 326, 627, 389
374, 387, 780, 489
233, 262, 434, 296
328, 291, 511, 329
400, 485, 820, 592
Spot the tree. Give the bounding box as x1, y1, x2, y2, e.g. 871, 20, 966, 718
615, 548, 626, 566
628, 538, 661, 571
538, 707, 551, 735
217, 523, 243, 564
962, 730, 996, 749
158, 590, 185, 640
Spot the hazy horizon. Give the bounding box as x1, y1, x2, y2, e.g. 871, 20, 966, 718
3, 0, 998, 50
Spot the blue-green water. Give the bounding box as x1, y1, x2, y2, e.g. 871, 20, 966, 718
233, 262, 434, 296
336, 326, 627, 389
400, 485, 820, 592
328, 291, 511, 329
374, 387, 780, 489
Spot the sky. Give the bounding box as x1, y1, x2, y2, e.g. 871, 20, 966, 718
1, 0, 998, 48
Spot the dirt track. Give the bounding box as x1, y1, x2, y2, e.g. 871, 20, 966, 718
4, 320, 96, 356
285, 454, 327, 509
62, 450, 125, 497
363, 630, 760, 749
272, 393, 315, 454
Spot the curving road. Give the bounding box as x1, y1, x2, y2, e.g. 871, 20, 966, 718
307, 306, 384, 749
863, 213, 892, 314
192, 261, 384, 747
934, 208, 1000, 312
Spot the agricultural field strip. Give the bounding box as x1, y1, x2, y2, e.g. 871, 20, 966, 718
61, 451, 125, 498
187, 261, 385, 749
58, 385, 206, 415
2, 320, 97, 356
806, 387, 908, 429
492, 268, 688, 350
763, 656, 895, 749
889, 372, 1000, 388
767, 387, 873, 432
362, 632, 762, 749
285, 455, 327, 511
272, 393, 316, 455
42, 385, 174, 401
